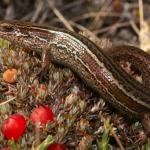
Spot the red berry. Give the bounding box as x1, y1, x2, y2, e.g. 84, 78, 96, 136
29, 105, 54, 125
47, 143, 67, 150
1, 114, 26, 141
3, 69, 17, 84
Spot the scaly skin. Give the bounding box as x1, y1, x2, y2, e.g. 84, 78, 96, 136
0, 20, 149, 135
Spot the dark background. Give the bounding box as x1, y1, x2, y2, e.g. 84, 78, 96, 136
0, 0, 150, 46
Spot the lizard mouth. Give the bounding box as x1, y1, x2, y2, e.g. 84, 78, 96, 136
0, 22, 14, 34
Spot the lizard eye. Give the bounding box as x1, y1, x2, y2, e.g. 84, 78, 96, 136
0, 23, 14, 32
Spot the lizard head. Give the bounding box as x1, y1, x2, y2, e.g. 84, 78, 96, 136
0, 20, 50, 51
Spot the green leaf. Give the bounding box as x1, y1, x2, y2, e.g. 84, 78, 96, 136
0, 38, 9, 48
145, 139, 150, 150
35, 135, 55, 150
8, 140, 19, 150
97, 118, 110, 150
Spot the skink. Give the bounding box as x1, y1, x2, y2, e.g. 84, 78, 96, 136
0, 20, 149, 121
